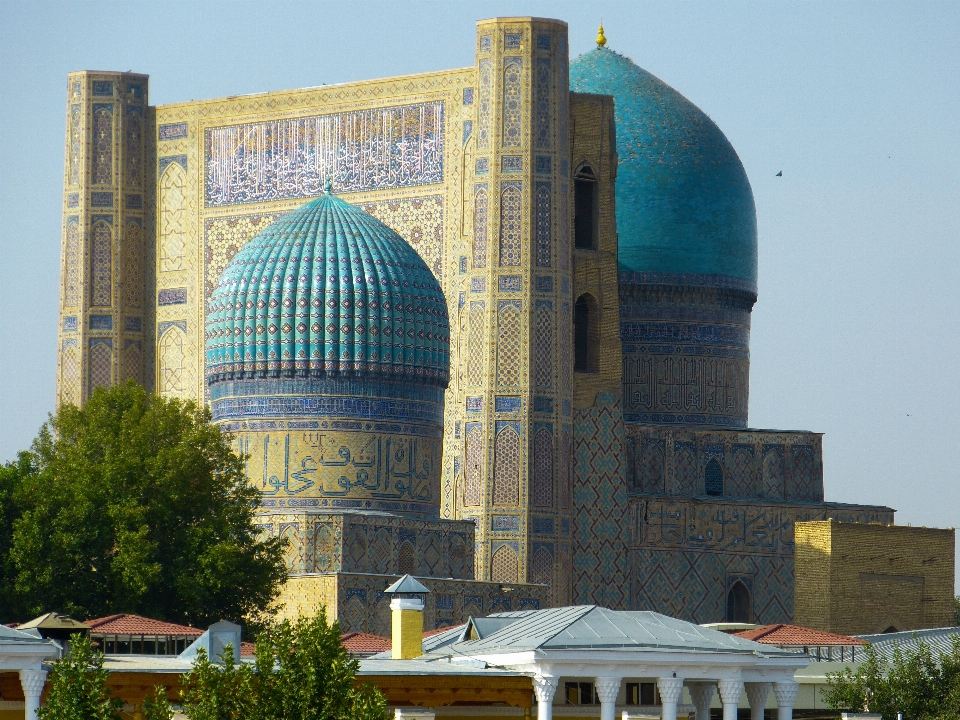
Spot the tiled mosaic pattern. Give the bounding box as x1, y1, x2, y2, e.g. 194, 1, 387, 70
205, 103, 444, 206
573, 393, 629, 609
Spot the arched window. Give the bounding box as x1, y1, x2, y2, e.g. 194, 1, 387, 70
574, 294, 599, 373
704, 458, 724, 496
574, 165, 598, 249
726, 581, 751, 623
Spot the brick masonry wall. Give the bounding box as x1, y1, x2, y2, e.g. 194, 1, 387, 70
795, 520, 955, 635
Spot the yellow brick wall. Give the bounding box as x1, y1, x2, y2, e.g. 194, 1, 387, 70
570, 92, 622, 411
795, 520, 955, 635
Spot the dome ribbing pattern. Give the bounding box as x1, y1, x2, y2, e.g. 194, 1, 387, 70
570, 47, 758, 288
205, 193, 450, 387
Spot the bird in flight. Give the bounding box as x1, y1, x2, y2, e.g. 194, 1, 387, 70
776, 171, 783, 177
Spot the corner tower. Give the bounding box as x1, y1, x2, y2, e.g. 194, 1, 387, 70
57, 72, 150, 407
457, 18, 575, 605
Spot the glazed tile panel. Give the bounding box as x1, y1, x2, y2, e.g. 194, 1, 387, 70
205, 103, 445, 207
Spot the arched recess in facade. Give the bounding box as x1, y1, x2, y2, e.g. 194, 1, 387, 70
574, 293, 599, 373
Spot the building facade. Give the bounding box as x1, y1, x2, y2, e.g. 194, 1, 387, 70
55, 16, 893, 628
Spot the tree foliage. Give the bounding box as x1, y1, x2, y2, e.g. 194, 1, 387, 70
823, 637, 960, 719
37, 634, 122, 720
0, 381, 286, 626
179, 611, 387, 720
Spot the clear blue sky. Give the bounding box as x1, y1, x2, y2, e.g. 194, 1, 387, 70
1, 1, 958, 589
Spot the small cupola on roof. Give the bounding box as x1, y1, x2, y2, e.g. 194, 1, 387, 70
570, 38, 758, 290
205, 189, 451, 519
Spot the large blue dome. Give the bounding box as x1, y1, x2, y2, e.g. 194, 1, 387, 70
205, 192, 450, 387
570, 47, 757, 289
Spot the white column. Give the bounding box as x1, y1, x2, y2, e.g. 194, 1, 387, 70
657, 677, 684, 720
687, 682, 715, 720
717, 679, 744, 720
533, 675, 558, 720
20, 669, 47, 720
773, 681, 798, 720
594, 676, 620, 720
745, 682, 771, 720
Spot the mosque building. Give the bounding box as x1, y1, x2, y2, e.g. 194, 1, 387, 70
55, 16, 895, 634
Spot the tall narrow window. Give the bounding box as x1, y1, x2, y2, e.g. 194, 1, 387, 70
726, 581, 751, 623
574, 294, 598, 373
574, 165, 598, 249
704, 458, 724, 496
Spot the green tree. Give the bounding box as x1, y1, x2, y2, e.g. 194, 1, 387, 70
251, 610, 387, 720
953, 595, 960, 626
180, 646, 256, 720
142, 686, 175, 720
37, 634, 122, 720
179, 612, 386, 720
1, 381, 286, 626
823, 637, 960, 719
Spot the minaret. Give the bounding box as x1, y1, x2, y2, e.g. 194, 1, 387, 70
57, 72, 150, 406
457, 18, 574, 605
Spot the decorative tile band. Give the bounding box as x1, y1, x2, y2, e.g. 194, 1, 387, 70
89, 315, 113, 330
499, 275, 521, 292
533, 396, 554, 413
91, 192, 113, 207
466, 396, 483, 414
619, 271, 758, 295
532, 516, 554, 534
125, 194, 142, 210
495, 395, 521, 413
63, 316, 78, 332
158, 287, 188, 306
205, 102, 444, 207
492, 515, 521, 531
502, 156, 522, 173
159, 122, 188, 140
124, 317, 142, 332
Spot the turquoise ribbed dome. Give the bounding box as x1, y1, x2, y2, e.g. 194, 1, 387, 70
570, 47, 757, 287
205, 193, 450, 387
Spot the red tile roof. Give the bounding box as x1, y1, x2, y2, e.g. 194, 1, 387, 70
733, 624, 866, 646
85, 614, 203, 636
240, 641, 256, 657
340, 632, 391, 654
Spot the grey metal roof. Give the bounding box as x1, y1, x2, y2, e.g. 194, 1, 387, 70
384, 575, 431, 595
0, 625, 52, 644
857, 627, 960, 663
448, 606, 801, 657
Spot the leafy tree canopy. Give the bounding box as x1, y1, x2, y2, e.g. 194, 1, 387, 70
823, 637, 960, 719
37, 634, 122, 720
178, 610, 387, 720
0, 381, 286, 626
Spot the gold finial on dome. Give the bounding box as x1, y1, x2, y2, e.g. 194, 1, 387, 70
596, 21, 607, 47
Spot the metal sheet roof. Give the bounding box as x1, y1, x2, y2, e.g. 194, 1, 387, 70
857, 627, 960, 663
450, 606, 801, 657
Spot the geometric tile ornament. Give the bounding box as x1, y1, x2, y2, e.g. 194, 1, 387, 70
573, 393, 629, 609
